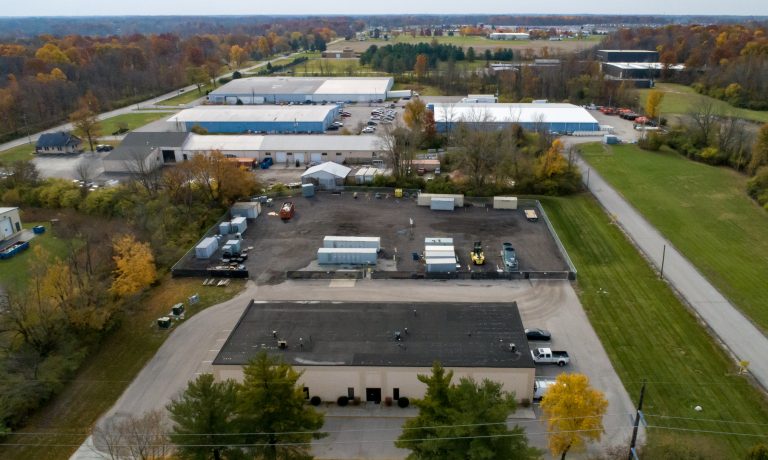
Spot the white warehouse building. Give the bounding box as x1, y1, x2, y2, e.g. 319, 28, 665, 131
213, 301, 536, 404
207, 76, 394, 104
429, 102, 600, 133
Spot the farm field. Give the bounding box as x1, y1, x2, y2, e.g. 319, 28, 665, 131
341, 34, 601, 53
579, 142, 768, 331
542, 193, 768, 457
0, 276, 246, 460
636, 83, 768, 123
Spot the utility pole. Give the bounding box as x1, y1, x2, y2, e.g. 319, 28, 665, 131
628, 380, 646, 460
659, 244, 666, 280
586, 168, 590, 188
22, 113, 32, 144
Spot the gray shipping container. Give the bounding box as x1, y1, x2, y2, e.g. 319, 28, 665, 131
426, 257, 458, 273
231, 202, 260, 219
430, 197, 455, 211
317, 247, 378, 265
225, 239, 241, 253
195, 237, 219, 259
219, 222, 231, 235
323, 236, 381, 251
425, 237, 453, 246
230, 216, 247, 234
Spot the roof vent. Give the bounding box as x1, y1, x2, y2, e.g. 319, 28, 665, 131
508, 343, 517, 353
278, 340, 287, 349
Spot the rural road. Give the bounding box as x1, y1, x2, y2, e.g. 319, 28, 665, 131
72, 279, 639, 459
569, 144, 768, 392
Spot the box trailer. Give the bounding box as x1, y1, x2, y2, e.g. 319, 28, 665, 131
417, 193, 464, 207
430, 197, 455, 211
323, 236, 381, 251
493, 196, 518, 210
317, 247, 378, 265
230, 216, 248, 234
426, 257, 458, 273
425, 237, 453, 246
195, 237, 218, 259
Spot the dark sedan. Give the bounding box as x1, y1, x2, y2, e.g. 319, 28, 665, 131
525, 328, 551, 341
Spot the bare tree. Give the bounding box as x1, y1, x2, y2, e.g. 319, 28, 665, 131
688, 100, 720, 147
75, 159, 96, 185
377, 122, 417, 178
123, 149, 163, 195
93, 410, 171, 460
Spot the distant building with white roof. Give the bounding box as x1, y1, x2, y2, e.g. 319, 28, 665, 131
207, 76, 394, 104
429, 103, 600, 133
167, 105, 340, 134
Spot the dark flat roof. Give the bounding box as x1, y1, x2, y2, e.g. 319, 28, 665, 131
104, 132, 189, 161
213, 301, 534, 369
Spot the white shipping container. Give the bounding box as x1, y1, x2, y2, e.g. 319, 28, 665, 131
219, 222, 231, 235
195, 237, 218, 259
425, 257, 458, 273
317, 247, 378, 265
493, 196, 519, 210
232, 202, 260, 219
431, 197, 455, 211
323, 236, 381, 251
225, 239, 241, 253
417, 193, 464, 207
424, 245, 455, 253
230, 216, 248, 234
355, 167, 369, 184
425, 237, 453, 246
425, 250, 456, 259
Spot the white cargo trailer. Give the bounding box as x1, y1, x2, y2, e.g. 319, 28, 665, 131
493, 196, 518, 210
426, 257, 458, 273
430, 197, 455, 211
323, 236, 381, 251
317, 247, 378, 265
195, 237, 219, 259
424, 237, 453, 246
417, 193, 464, 207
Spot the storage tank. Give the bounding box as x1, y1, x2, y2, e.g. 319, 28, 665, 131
493, 196, 518, 210
195, 237, 218, 259
323, 236, 381, 251
430, 197, 455, 211
230, 216, 247, 234
317, 247, 378, 265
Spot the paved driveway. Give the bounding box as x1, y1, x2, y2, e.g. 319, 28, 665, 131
72, 279, 638, 459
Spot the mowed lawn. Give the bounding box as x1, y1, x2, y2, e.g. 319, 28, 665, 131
155, 84, 211, 106
0, 142, 37, 163
541, 194, 768, 456
0, 276, 246, 460
636, 83, 768, 123
0, 222, 72, 291
99, 111, 175, 135
579, 143, 768, 331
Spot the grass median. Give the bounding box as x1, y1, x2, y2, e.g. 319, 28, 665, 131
541, 193, 768, 457
579, 142, 768, 332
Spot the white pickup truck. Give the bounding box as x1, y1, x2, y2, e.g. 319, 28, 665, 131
531, 347, 570, 367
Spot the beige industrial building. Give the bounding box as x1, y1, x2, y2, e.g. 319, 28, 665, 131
213, 301, 535, 404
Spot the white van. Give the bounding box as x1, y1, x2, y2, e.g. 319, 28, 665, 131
533, 378, 557, 401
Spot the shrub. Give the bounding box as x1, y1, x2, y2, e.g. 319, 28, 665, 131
397, 397, 410, 408
747, 167, 768, 206
638, 132, 663, 151
337, 396, 349, 407
310, 396, 321, 406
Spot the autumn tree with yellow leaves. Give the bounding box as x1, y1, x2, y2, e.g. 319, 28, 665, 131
110, 234, 157, 298
645, 89, 664, 120
540, 373, 608, 459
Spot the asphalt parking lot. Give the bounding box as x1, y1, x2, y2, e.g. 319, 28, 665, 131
326, 102, 404, 135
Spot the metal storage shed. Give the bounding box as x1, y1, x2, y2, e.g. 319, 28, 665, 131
493, 196, 519, 210
323, 236, 381, 251
426, 257, 458, 273
317, 247, 378, 265
195, 237, 218, 259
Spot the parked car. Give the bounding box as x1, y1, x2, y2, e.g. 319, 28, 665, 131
361, 126, 376, 134
525, 328, 551, 341
367, 120, 378, 126
502, 242, 518, 270
326, 125, 339, 131
95, 144, 114, 152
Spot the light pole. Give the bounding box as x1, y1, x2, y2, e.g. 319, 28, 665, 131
659, 244, 667, 280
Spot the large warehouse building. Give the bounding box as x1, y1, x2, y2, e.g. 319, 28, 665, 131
596, 49, 659, 63
429, 102, 600, 133
207, 76, 394, 104
179, 133, 385, 165
167, 105, 340, 134
213, 301, 535, 404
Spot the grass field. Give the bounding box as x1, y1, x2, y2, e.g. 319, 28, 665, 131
0, 142, 37, 163
99, 111, 175, 135
0, 276, 246, 460
578, 142, 768, 332
155, 84, 211, 106
341, 34, 601, 53
541, 194, 768, 457
636, 83, 768, 123
0, 222, 73, 291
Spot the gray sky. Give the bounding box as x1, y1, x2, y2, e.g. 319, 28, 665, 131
1, 1, 766, 17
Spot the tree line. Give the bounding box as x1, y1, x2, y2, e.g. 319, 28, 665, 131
0, 152, 260, 433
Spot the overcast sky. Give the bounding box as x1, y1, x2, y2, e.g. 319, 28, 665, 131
2, 0, 767, 17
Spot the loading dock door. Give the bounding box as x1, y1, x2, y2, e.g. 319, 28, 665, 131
310, 153, 323, 162
366, 388, 382, 403
275, 152, 287, 163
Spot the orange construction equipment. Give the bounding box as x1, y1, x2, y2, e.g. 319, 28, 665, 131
279, 202, 295, 220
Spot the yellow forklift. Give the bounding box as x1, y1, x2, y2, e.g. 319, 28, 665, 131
470, 241, 485, 265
